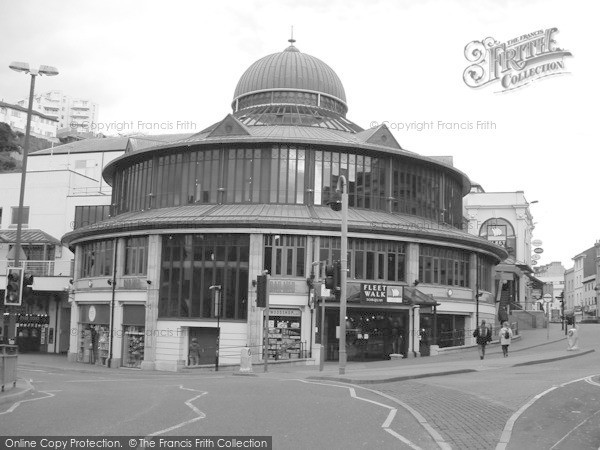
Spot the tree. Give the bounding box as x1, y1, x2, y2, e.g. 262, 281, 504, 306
0, 122, 21, 171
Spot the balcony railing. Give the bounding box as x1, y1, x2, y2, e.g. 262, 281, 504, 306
0, 260, 74, 277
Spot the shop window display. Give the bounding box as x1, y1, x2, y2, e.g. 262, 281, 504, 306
267, 312, 303, 360
123, 326, 145, 368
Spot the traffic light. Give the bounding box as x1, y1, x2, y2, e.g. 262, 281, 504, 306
326, 191, 342, 211
5, 267, 23, 306
324, 262, 341, 300
256, 274, 269, 308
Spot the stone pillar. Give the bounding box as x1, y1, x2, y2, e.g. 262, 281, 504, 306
408, 305, 421, 357
247, 233, 264, 362
406, 243, 419, 285
141, 234, 161, 371
67, 299, 80, 363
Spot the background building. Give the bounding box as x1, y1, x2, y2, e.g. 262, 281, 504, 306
0, 134, 190, 352
63, 41, 507, 372
0, 100, 58, 141
534, 261, 566, 321
563, 244, 598, 321
16, 90, 99, 134
463, 186, 539, 328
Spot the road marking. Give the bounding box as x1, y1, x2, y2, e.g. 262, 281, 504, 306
0, 390, 56, 415
65, 376, 225, 383
496, 373, 600, 450
550, 407, 600, 449
298, 379, 430, 450
146, 385, 207, 436
584, 376, 600, 388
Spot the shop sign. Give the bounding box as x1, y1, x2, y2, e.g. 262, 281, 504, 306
269, 280, 301, 294
269, 308, 301, 317
360, 284, 403, 304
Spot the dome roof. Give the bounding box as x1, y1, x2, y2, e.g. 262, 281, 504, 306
233, 44, 347, 104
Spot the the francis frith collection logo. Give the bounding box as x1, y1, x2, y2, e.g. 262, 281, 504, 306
463, 27, 572, 92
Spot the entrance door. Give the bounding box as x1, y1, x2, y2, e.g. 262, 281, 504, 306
188, 327, 219, 365
59, 307, 70, 353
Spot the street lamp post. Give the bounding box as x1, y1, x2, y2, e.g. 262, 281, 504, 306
8, 63, 59, 269
327, 176, 348, 375
209, 285, 222, 371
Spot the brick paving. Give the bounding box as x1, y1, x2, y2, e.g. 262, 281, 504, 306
372, 380, 512, 450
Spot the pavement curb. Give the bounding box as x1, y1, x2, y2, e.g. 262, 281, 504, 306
307, 368, 477, 385
0, 377, 35, 407
511, 348, 595, 367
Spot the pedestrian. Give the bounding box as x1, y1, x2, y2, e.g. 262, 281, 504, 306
500, 321, 513, 357
188, 338, 200, 366
472, 320, 492, 360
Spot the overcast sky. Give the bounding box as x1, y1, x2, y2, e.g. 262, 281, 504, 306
1, 0, 598, 270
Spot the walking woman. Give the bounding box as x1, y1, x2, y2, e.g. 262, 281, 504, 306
500, 321, 513, 357
473, 320, 492, 360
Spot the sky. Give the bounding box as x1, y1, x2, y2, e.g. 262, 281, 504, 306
1, 0, 598, 270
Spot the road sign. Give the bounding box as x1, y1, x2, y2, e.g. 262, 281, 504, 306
532, 260, 538, 265
532, 239, 543, 247
534, 248, 544, 254
531, 254, 541, 261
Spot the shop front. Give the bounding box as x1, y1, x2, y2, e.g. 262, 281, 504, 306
267, 308, 303, 360
16, 314, 50, 353
77, 304, 110, 365
320, 283, 411, 361
122, 304, 146, 368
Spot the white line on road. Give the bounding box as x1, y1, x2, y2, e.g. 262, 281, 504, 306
496, 373, 600, 450
298, 379, 425, 450
0, 390, 56, 415
146, 385, 207, 436
584, 376, 600, 388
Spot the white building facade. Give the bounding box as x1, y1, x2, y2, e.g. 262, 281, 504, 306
16, 90, 99, 134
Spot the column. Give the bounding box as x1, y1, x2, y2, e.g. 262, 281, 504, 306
141, 234, 160, 371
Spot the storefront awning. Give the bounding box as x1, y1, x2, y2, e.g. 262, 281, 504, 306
403, 287, 440, 306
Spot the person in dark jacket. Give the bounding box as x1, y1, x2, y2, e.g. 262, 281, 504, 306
472, 320, 492, 360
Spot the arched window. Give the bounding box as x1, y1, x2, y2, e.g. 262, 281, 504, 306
479, 218, 516, 259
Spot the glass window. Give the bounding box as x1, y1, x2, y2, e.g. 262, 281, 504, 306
159, 234, 249, 320
263, 235, 306, 277
124, 236, 148, 276
80, 240, 114, 278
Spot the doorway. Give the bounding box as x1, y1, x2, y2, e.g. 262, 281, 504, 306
188, 327, 219, 365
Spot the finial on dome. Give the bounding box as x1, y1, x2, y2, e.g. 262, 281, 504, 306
288, 25, 296, 45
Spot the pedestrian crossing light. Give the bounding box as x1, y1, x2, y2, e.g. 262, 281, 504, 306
324, 262, 341, 300
5, 267, 24, 306
256, 274, 269, 308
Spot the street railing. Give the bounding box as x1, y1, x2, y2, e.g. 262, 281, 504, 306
0, 259, 74, 277
0, 344, 18, 392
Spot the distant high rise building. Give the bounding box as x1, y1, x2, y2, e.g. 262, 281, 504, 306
16, 90, 99, 134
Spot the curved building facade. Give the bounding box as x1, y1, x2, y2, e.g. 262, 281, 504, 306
64, 41, 506, 371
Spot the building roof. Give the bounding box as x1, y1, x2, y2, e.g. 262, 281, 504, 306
233, 44, 347, 105
0, 101, 58, 122
62, 204, 508, 261
30, 133, 196, 156
30, 136, 129, 156
0, 229, 61, 245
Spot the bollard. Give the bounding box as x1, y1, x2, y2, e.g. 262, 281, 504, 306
239, 347, 254, 374
566, 325, 579, 351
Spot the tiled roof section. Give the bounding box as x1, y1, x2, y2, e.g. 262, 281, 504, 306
30, 136, 130, 155
62, 204, 508, 261
0, 101, 58, 122
0, 229, 61, 245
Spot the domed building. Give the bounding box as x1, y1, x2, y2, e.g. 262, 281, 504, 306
64, 40, 506, 371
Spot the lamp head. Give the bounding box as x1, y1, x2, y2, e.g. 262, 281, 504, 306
9, 62, 30, 73
39, 65, 59, 76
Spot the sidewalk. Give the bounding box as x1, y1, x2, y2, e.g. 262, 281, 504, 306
1, 324, 596, 406
262, 323, 597, 383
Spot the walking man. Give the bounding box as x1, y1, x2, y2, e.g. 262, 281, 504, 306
473, 320, 492, 360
